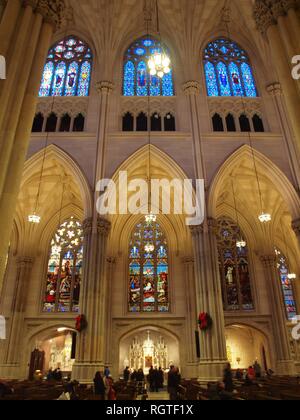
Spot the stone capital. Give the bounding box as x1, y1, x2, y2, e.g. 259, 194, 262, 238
97, 217, 111, 237
260, 254, 277, 268
16, 256, 34, 269
95, 81, 114, 95
272, 0, 287, 19
36, 0, 66, 29
266, 82, 282, 96
189, 224, 203, 237
83, 218, 93, 236
282, 0, 299, 12
207, 218, 218, 234
106, 256, 116, 265
292, 218, 300, 236
253, 0, 277, 34
182, 81, 201, 96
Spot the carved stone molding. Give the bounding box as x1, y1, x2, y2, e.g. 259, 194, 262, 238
292, 218, 300, 236
207, 218, 218, 235
253, 0, 277, 34
83, 218, 93, 236
266, 82, 282, 96
182, 256, 195, 265
95, 81, 114, 95
36, 97, 89, 118
106, 256, 116, 265
97, 217, 111, 237
189, 224, 203, 237
16, 256, 34, 268
121, 96, 176, 118
208, 97, 263, 118
182, 81, 202, 96
260, 254, 277, 268
36, 0, 67, 29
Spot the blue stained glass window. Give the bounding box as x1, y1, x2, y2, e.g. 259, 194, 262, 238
162, 70, 174, 96
52, 62, 66, 96
228, 62, 244, 96
276, 249, 297, 321
241, 63, 257, 97
124, 61, 135, 96
39, 62, 54, 97
39, 36, 92, 97
123, 37, 174, 97
78, 61, 91, 96
217, 62, 231, 96
204, 38, 258, 97
65, 61, 79, 96
137, 61, 148, 96
205, 62, 218, 96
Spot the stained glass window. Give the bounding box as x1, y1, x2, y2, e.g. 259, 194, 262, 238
43, 217, 83, 313
204, 38, 257, 97
39, 36, 92, 97
217, 218, 254, 311
123, 37, 174, 96
275, 249, 297, 321
129, 220, 169, 313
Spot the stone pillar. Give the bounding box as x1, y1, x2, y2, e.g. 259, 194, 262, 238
190, 219, 227, 382
292, 218, 300, 249
0, 0, 22, 57
104, 257, 116, 368
183, 257, 198, 366
284, 0, 300, 50
0, 257, 33, 379
182, 81, 205, 180
267, 83, 300, 188
0, 2, 60, 294
254, 1, 300, 156
72, 217, 111, 383
260, 255, 295, 374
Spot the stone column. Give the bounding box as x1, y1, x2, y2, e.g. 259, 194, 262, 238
267, 83, 300, 188
182, 81, 205, 180
0, 0, 36, 131
284, 0, 300, 50
104, 257, 116, 368
72, 217, 111, 383
190, 219, 227, 382
292, 218, 300, 249
0, 0, 22, 57
183, 257, 198, 367
260, 255, 295, 374
0, 3, 58, 293
0, 257, 33, 379
254, 1, 300, 156
0, 9, 43, 196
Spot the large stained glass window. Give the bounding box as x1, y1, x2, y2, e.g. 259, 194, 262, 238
129, 220, 169, 313
43, 217, 83, 313
39, 36, 92, 97
275, 249, 297, 321
123, 37, 174, 97
204, 38, 257, 97
217, 218, 254, 311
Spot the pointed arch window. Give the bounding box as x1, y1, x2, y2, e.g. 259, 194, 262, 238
129, 220, 169, 313
123, 37, 174, 97
43, 217, 83, 313
204, 38, 257, 97
217, 218, 254, 311
39, 36, 93, 97
275, 249, 297, 321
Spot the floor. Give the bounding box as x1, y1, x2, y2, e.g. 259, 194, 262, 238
147, 391, 169, 400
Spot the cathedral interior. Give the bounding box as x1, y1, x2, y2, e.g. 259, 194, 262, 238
0, 0, 300, 397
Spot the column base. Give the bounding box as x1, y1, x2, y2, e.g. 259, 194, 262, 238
275, 360, 296, 376
72, 362, 105, 384
0, 363, 26, 380
197, 360, 228, 382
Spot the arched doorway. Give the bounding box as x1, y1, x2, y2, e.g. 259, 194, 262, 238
119, 327, 180, 375
225, 324, 271, 371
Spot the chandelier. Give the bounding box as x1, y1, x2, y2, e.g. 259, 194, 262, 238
148, 53, 171, 78
258, 212, 272, 223
28, 213, 41, 224
236, 239, 247, 249
288, 273, 297, 280
145, 212, 157, 225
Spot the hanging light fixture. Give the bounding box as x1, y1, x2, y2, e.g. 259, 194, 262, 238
258, 212, 272, 223
28, 213, 41, 224
147, 0, 171, 78
231, 178, 247, 249
145, 212, 157, 225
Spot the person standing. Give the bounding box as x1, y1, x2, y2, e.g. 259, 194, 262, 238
223, 363, 234, 393
94, 372, 105, 400
123, 367, 130, 382
254, 361, 262, 379
168, 366, 181, 400
158, 367, 164, 389
149, 366, 155, 392
104, 366, 111, 378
